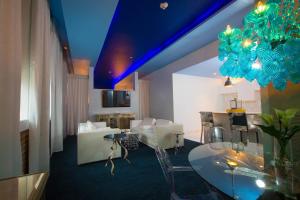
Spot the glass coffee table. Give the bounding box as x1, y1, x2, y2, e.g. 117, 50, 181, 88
121, 130, 139, 150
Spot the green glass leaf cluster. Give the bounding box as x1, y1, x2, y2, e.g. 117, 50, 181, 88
218, 0, 300, 90
257, 108, 300, 160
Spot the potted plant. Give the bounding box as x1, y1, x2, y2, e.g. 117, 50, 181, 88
257, 108, 300, 167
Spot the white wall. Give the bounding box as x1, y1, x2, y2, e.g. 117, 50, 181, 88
88, 67, 139, 119
173, 74, 224, 142
220, 78, 261, 113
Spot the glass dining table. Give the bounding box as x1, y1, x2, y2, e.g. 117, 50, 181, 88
188, 142, 300, 200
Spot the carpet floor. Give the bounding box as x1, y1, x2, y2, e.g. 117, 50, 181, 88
46, 136, 231, 200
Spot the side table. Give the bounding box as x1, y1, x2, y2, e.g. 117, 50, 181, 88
174, 131, 184, 155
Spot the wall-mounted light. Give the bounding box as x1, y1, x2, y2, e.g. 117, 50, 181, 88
224, 77, 232, 87
160, 2, 168, 10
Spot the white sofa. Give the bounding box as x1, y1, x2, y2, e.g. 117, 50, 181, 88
77, 121, 121, 165
130, 118, 184, 149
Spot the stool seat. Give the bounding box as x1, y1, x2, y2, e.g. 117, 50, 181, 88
200, 112, 224, 144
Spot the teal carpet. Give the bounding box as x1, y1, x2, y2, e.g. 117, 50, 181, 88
46, 136, 231, 200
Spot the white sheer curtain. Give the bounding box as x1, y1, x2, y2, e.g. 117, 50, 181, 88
0, 0, 23, 178
50, 28, 65, 154
66, 75, 89, 135
139, 80, 150, 119
28, 0, 52, 172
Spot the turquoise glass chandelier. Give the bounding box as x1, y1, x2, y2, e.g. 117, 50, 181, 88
218, 0, 300, 90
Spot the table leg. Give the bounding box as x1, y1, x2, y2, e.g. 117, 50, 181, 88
105, 139, 117, 175
174, 134, 180, 155
117, 139, 131, 164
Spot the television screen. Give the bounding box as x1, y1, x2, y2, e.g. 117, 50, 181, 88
102, 90, 130, 107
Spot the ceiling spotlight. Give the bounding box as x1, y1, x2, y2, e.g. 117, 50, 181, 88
224, 77, 232, 87
129, 56, 133, 59
160, 2, 168, 10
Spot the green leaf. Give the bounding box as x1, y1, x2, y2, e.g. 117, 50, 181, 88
260, 113, 274, 126
285, 108, 299, 120
286, 125, 300, 140
274, 108, 285, 120
256, 124, 281, 139
280, 108, 298, 128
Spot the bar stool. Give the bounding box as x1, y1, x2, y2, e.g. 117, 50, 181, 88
210, 127, 225, 143
199, 112, 224, 144
229, 112, 260, 143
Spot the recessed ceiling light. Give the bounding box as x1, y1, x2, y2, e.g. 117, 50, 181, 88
160, 2, 168, 10
129, 56, 133, 59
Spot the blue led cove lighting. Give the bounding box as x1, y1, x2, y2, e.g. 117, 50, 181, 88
112, 0, 233, 86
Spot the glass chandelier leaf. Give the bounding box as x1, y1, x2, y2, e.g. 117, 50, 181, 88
218, 0, 300, 90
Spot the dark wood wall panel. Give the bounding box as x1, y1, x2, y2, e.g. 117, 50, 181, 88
20, 129, 29, 174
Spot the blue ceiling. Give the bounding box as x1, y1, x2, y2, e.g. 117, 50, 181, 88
60, 0, 118, 66
94, 0, 234, 88
49, 0, 235, 89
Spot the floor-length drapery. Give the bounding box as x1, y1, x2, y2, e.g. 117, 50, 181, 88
66, 75, 89, 135
139, 80, 150, 120
28, 0, 52, 173
0, 0, 23, 178
50, 28, 66, 154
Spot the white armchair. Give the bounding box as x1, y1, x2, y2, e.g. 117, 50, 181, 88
131, 118, 184, 149
77, 122, 121, 165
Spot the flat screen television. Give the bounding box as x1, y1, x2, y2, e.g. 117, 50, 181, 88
102, 90, 130, 107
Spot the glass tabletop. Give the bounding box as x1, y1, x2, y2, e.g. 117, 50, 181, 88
103, 133, 127, 141
188, 142, 300, 200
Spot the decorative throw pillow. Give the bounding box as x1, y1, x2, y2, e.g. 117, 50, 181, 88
156, 119, 172, 126
92, 122, 107, 129
141, 118, 156, 126
141, 125, 152, 130
86, 120, 96, 130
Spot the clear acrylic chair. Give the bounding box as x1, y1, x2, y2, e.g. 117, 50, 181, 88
155, 146, 221, 200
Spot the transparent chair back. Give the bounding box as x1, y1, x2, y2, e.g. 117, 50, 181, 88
155, 146, 220, 200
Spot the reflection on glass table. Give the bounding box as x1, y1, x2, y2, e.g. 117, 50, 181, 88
189, 142, 300, 200
0, 172, 48, 200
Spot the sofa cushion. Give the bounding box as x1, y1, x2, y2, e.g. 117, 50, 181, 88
141, 118, 156, 126
93, 122, 107, 128
156, 119, 172, 126
86, 120, 96, 130
141, 125, 152, 130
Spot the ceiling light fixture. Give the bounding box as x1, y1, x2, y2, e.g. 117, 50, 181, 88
160, 2, 168, 10
224, 77, 232, 87
218, 0, 300, 90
